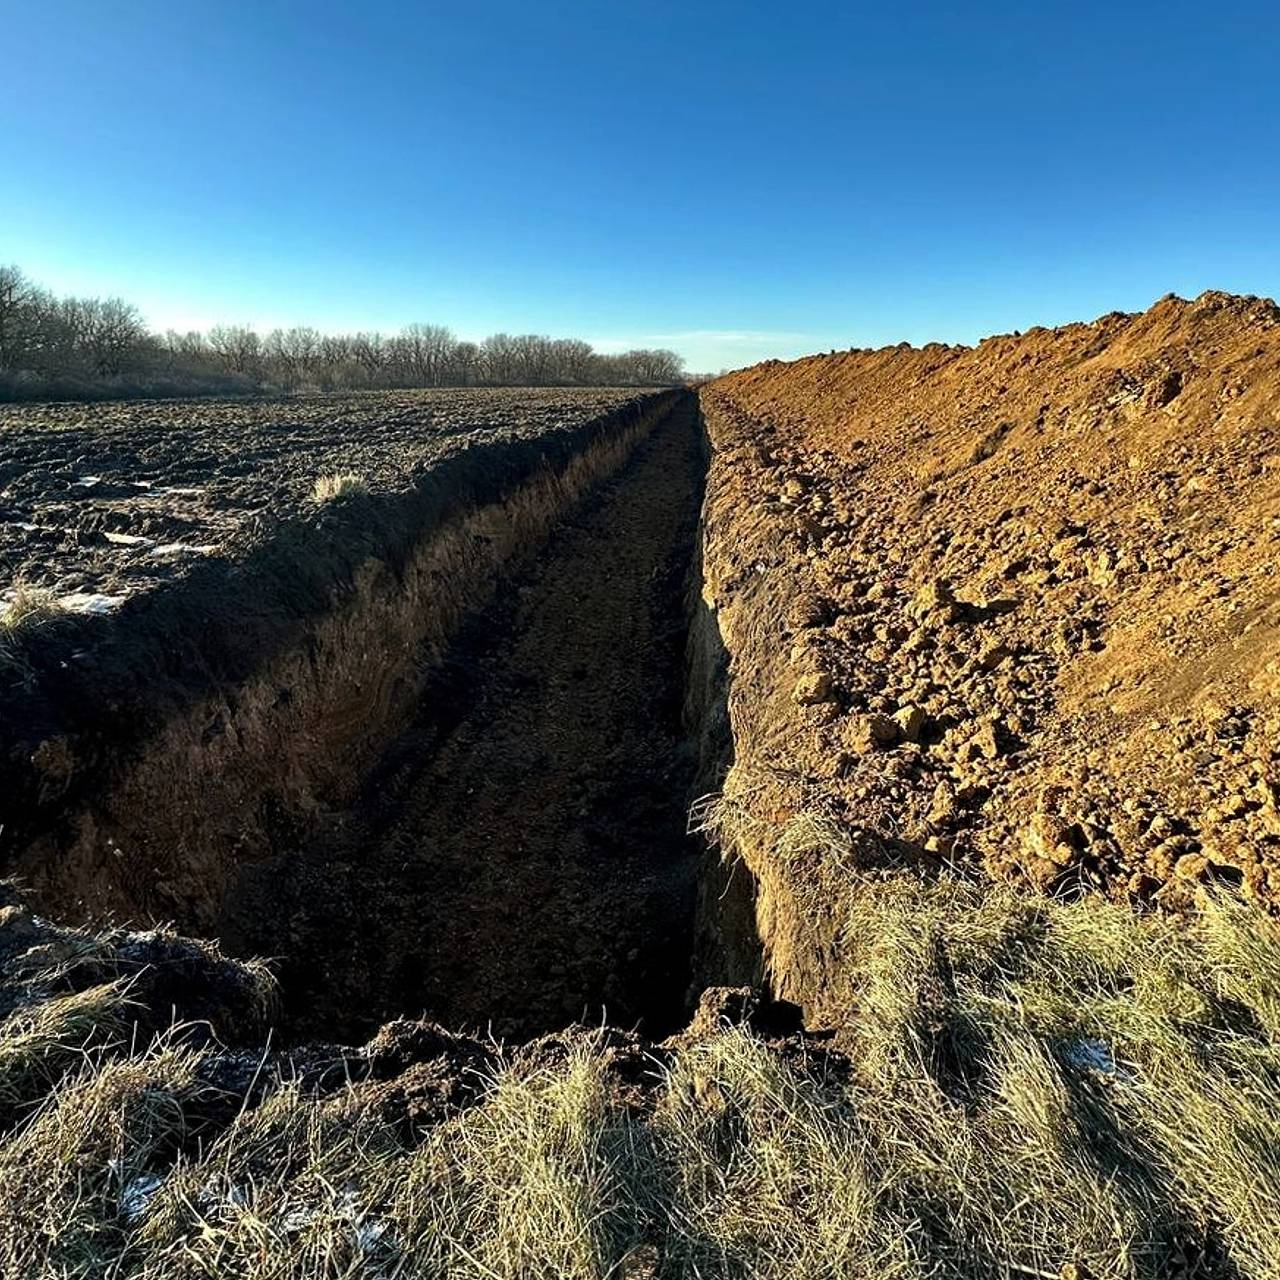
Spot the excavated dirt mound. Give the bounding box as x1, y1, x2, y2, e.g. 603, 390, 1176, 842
698, 290, 1280, 1005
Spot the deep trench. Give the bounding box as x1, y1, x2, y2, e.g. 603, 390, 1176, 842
219, 394, 722, 1044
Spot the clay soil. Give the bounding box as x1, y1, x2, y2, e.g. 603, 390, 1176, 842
227, 395, 708, 1042
700, 290, 1280, 924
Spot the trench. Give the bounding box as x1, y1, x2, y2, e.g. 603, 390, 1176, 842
212, 392, 735, 1043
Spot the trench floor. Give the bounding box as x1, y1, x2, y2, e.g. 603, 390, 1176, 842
250, 398, 708, 1043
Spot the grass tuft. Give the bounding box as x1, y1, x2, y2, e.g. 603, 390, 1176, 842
393, 1044, 648, 1279
311, 472, 370, 502
0, 582, 64, 632
0, 1045, 203, 1277
0, 583, 65, 685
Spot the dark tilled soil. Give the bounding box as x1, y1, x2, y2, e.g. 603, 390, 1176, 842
233, 397, 708, 1042
0, 387, 648, 602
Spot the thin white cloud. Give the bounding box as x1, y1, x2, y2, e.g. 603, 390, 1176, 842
587, 329, 811, 353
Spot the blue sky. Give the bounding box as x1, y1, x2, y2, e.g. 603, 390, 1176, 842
3, 0, 1278, 372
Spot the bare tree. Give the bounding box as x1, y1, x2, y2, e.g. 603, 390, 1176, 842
283, 327, 322, 379
447, 340, 480, 386
1, 263, 688, 400
162, 330, 208, 358
0, 265, 41, 370
207, 325, 261, 375
551, 337, 594, 384
512, 334, 552, 385
350, 332, 387, 384
261, 327, 322, 386
76, 298, 147, 376
480, 332, 518, 384
394, 323, 456, 386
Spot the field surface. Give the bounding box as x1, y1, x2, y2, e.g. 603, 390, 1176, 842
0, 388, 647, 603
0, 386, 676, 933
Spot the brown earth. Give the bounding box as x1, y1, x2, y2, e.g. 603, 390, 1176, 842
697, 289, 1280, 1020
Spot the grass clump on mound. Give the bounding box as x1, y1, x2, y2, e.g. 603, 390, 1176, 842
2, 878, 1279, 1278
821, 878, 1280, 1280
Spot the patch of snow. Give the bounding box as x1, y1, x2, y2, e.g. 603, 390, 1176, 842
59, 591, 128, 614
157, 486, 205, 497
194, 1174, 250, 1214
1063, 1037, 1117, 1075
280, 1186, 390, 1258
355, 1219, 389, 1253
148, 542, 217, 557
120, 1172, 165, 1223
281, 1186, 365, 1232
281, 1200, 320, 1232
104, 532, 154, 547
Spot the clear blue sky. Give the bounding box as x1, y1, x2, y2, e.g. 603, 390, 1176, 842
3, 0, 1278, 372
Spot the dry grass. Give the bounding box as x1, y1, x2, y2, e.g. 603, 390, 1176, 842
0, 581, 64, 630
0, 582, 65, 683
311, 472, 370, 502
0, 1045, 203, 1276
2, 876, 1278, 1279
133, 1084, 402, 1279
656, 1029, 920, 1278
393, 1048, 649, 1279
646, 877, 1280, 1279
0, 980, 132, 1128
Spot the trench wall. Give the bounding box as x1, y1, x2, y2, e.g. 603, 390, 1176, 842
687, 387, 849, 1024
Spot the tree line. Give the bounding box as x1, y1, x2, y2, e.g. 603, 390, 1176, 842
0, 265, 685, 400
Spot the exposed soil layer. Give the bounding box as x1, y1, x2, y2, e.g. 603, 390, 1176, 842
698, 290, 1280, 1022
235, 396, 709, 1042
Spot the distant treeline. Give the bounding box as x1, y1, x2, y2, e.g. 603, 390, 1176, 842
0, 265, 685, 401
